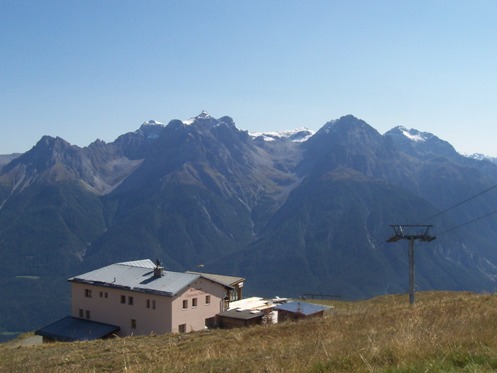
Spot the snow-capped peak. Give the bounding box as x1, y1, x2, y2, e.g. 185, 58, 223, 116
466, 153, 497, 164
468, 153, 487, 161
182, 110, 212, 125
137, 120, 164, 140
398, 126, 430, 142
249, 127, 315, 142
142, 120, 164, 126
321, 119, 338, 134
197, 110, 211, 119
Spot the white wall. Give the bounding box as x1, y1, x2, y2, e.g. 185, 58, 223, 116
170, 277, 227, 333
71, 277, 228, 336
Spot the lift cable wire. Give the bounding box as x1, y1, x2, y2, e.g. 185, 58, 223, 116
324, 182, 497, 295
436, 209, 497, 236
418, 183, 497, 224
333, 184, 497, 285
326, 240, 408, 288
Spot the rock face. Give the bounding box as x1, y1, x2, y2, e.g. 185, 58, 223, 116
2, 112, 497, 339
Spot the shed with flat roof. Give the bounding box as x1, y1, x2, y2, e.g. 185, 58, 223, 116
276, 301, 331, 321
35, 316, 119, 342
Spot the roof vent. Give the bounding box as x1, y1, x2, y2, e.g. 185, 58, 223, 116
154, 259, 164, 278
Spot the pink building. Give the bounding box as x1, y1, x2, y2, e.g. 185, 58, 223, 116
36, 259, 245, 341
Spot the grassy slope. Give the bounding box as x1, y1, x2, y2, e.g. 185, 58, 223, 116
2, 291, 497, 372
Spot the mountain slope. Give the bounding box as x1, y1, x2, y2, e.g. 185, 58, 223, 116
2, 113, 497, 340
81, 113, 299, 272
211, 116, 497, 298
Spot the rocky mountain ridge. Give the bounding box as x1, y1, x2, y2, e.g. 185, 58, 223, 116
1, 112, 497, 340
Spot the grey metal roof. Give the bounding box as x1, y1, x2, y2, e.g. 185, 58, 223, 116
186, 271, 245, 287
68, 260, 200, 297
119, 259, 156, 268
217, 309, 264, 320
275, 301, 330, 316
35, 316, 119, 341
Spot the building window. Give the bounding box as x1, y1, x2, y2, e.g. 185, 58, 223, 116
147, 299, 157, 310
205, 295, 211, 305
104, 292, 108, 298
120, 295, 126, 304
85, 310, 91, 319
84, 289, 92, 298
178, 323, 186, 333
192, 298, 197, 308
182, 300, 188, 309
79, 309, 84, 318
131, 319, 136, 329
99, 291, 103, 298
128, 296, 134, 305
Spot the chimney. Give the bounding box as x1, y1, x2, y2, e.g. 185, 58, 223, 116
154, 266, 164, 278
154, 259, 164, 278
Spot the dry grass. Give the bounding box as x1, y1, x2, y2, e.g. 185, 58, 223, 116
3, 291, 497, 372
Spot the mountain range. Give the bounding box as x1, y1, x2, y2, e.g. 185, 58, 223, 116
1, 112, 497, 340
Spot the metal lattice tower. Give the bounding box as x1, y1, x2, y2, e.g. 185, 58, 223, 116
387, 225, 436, 305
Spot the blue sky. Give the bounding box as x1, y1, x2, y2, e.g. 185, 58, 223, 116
1, 1, 497, 155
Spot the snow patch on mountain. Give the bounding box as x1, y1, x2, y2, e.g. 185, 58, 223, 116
250, 128, 315, 142
138, 120, 164, 139
322, 120, 337, 134
142, 120, 164, 126
183, 110, 211, 125
398, 126, 430, 142
468, 153, 490, 161
466, 153, 497, 164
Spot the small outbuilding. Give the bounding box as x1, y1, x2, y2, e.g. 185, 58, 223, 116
276, 301, 330, 321
217, 309, 266, 328
35, 316, 120, 342
216, 296, 280, 328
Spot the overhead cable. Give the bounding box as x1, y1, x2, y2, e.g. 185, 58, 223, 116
419, 183, 497, 224
436, 209, 497, 236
